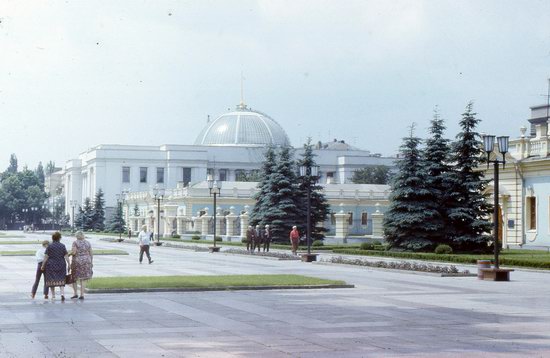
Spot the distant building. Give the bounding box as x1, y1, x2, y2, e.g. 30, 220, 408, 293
63, 102, 394, 238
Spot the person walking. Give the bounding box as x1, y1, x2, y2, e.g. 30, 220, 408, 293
245, 225, 254, 252
263, 225, 272, 252
138, 225, 153, 264
70, 231, 93, 300
254, 225, 263, 252
31, 240, 50, 299
41, 232, 70, 301
289, 226, 300, 255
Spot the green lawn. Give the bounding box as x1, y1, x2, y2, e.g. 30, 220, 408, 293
88, 274, 345, 290
332, 249, 550, 269
0, 240, 41, 245
0, 249, 129, 256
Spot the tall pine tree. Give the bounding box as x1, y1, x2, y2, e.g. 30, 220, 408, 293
421, 108, 451, 245
296, 139, 330, 240
92, 189, 106, 231
445, 102, 492, 252
383, 125, 442, 251
108, 203, 126, 233
261, 146, 301, 242
82, 198, 94, 230
250, 146, 276, 226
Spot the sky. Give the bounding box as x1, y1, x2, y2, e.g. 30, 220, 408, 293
1, 0, 550, 170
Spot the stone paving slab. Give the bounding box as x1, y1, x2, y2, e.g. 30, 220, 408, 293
1, 231, 550, 357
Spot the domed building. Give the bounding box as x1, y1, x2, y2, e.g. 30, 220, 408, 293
61, 101, 395, 241
195, 103, 291, 147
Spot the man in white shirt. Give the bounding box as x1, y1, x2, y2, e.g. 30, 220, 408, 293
31, 240, 50, 299
138, 225, 153, 264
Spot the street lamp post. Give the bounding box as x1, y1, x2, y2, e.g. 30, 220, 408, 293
70, 200, 78, 232
299, 164, 320, 262
30, 207, 38, 230
207, 175, 222, 253
22, 208, 28, 229
482, 134, 512, 281
115, 193, 123, 241
152, 185, 165, 246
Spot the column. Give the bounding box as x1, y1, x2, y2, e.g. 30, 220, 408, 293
371, 206, 384, 239
226, 206, 238, 237
240, 205, 250, 238
334, 203, 350, 240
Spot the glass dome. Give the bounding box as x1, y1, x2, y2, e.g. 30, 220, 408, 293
194, 103, 291, 147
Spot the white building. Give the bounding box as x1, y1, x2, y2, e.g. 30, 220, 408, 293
63, 102, 394, 237
487, 102, 550, 249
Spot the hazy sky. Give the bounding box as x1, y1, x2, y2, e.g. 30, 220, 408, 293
1, 0, 550, 170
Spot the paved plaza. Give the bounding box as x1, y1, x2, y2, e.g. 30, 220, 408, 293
1, 232, 550, 357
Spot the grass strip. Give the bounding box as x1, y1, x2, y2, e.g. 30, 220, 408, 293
0, 249, 129, 256
88, 274, 345, 290
332, 249, 550, 269
0, 240, 41, 245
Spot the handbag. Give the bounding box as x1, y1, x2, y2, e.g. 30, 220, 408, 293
65, 273, 75, 284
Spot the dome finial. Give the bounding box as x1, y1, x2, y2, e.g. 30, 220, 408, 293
238, 71, 247, 110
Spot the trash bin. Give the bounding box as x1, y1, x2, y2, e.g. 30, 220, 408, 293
477, 260, 493, 280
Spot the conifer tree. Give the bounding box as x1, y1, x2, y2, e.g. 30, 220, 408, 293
92, 189, 106, 231
82, 198, 94, 230
445, 102, 492, 251
383, 125, 442, 251
250, 146, 276, 226
108, 203, 126, 233
296, 139, 330, 240
421, 108, 451, 245
74, 206, 84, 230
262, 146, 301, 242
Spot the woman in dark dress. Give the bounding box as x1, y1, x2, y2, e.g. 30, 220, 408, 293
41, 232, 70, 301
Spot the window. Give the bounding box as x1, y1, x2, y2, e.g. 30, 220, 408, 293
182, 167, 191, 187
156, 167, 164, 184
361, 212, 368, 225
219, 169, 227, 181
122, 167, 130, 183
527, 197, 536, 230
348, 212, 353, 225
140, 167, 148, 183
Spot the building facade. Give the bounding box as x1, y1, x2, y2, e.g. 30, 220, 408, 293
62, 102, 395, 238
488, 103, 550, 248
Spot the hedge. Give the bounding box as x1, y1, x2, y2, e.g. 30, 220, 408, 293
331, 249, 550, 269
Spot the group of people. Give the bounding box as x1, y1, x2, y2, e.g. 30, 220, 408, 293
31, 231, 93, 301
245, 224, 272, 252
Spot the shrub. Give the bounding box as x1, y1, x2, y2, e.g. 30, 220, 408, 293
312, 240, 324, 247
360, 242, 374, 250
371, 240, 382, 246
171, 234, 181, 239
215, 236, 223, 242
241, 238, 248, 243
373, 244, 386, 251
435, 244, 453, 255
191, 235, 201, 240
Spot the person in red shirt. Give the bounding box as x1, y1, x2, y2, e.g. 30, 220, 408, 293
289, 226, 300, 255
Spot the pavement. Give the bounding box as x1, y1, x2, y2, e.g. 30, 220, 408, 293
1, 231, 550, 357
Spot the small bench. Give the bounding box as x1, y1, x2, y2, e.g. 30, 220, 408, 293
479, 268, 514, 281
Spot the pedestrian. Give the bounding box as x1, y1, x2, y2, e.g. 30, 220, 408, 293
289, 226, 300, 255
41, 232, 70, 301
128, 228, 132, 239
31, 240, 50, 299
70, 231, 93, 300
246, 225, 254, 252
263, 225, 272, 252
254, 225, 263, 252
138, 225, 153, 264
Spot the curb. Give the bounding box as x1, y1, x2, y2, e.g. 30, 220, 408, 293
86, 284, 355, 294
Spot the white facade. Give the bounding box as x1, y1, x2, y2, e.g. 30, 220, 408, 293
63, 103, 395, 224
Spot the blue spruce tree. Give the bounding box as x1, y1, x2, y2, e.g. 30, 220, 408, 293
296, 139, 330, 241
383, 125, 442, 251
421, 108, 452, 245
445, 102, 492, 252
92, 189, 106, 231
250, 146, 277, 226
